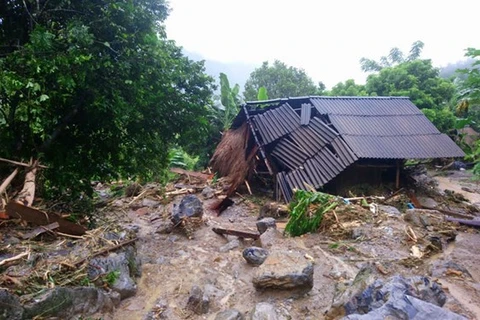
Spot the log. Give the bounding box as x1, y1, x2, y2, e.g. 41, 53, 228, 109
170, 168, 213, 181
21, 222, 59, 240
0, 168, 19, 195
445, 217, 480, 228
212, 227, 260, 240
15, 160, 38, 206
6, 201, 86, 235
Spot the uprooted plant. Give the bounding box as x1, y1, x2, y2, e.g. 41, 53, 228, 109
285, 189, 339, 237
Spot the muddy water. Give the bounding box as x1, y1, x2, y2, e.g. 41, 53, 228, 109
434, 172, 480, 203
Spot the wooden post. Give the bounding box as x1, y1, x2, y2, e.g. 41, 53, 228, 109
396, 160, 401, 189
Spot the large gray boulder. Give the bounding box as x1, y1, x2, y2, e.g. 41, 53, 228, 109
88, 248, 138, 299
171, 195, 204, 225
0, 289, 23, 320
326, 264, 464, 320
22, 287, 119, 319
252, 250, 313, 291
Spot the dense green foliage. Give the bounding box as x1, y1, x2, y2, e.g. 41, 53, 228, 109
0, 0, 214, 195
285, 190, 338, 237
244, 60, 322, 101
328, 79, 367, 96
217, 73, 241, 130
360, 41, 424, 72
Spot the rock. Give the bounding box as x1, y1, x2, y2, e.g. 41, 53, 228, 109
252, 250, 313, 291
156, 221, 173, 234
461, 186, 474, 193
343, 294, 466, 320
259, 202, 289, 219
88, 248, 138, 299
186, 285, 209, 314
430, 260, 473, 279
125, 183, 142, 197
243, 247, 269, 265
350, 228, 364, 240
171, 195, 204, 225
215, 309, 244, 320
250, 302, 277, 320
256, 218, 277, 234
404, 209, 442, 228
22, 287, 118, 319
326, 265, 454, 320
258, 228, 284, 249
220, 239, 241, 253
201, 186, 215, 199
142, 198, 160, 208
418, 196, 439, 208
0, 289, 23, 320
377, 205, 401, 216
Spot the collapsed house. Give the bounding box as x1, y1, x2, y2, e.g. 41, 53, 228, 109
210, 96, 465, 202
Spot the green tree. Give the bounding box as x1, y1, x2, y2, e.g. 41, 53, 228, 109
244, 60, 320, 101
328, 79, 367, 96
360, 40, 424, 72
365, 59, 455, 111
0, 0, 214, 195
218, 73, 241, 130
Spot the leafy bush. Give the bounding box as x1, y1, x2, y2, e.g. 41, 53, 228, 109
285, 190, 338, 237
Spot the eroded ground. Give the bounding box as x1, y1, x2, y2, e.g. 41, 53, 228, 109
94, 170, 480, 320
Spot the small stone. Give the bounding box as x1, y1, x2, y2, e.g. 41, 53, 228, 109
243, 247, 269, 266
250, 302, 277, 320
135, 206, 150, 216
258, 228, 283, 249
404, 209, 440, 228
201, 186, 215, 199
256, 218, 277, 234
377, 205, 401, 216
142, 198, 160, 208
220, 239, 241, 253
252, 250, 314, 291
418, 196, 439, 208
186, 285, 209, 315
215, 309, 244, 320
156, 221, 173, 234
351, 228, 364, 240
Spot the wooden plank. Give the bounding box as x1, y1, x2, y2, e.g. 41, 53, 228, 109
21, 222, 59, 240
15, 160, 37, 206
6, 202, 86, 236
445, 217, 480, 228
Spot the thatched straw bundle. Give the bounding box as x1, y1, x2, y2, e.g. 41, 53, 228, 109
210, 123, 256, 195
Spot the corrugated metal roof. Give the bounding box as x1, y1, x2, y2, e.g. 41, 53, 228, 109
238, 96, 465, 202
342, 134, 466, 159
310, 96, 422, 116
330, 114, 439, 136
301, 103, 312, 126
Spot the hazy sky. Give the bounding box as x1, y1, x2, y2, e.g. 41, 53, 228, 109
165, 0, 478, 88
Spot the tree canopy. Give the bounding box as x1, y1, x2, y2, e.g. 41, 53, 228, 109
0, 0, 214, 195
328, 79, 367, 96
360, 40, 425, 72
243, 60, 322, 101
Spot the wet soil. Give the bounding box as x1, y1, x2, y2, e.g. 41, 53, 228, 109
94, 172, 480, 320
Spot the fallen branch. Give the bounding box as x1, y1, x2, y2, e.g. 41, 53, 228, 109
445, 217, 480, 228
0, 251, 29, 266
0, 168, 19, 195
21, 222, 59, 240
128, 188, 148, 205
73, 237, 138, 266
165, 188, 194, 196
212, 227, 260, 240
0, 157, 48, 168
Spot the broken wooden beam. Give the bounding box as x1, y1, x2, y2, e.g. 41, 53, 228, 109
0, 157, 48, 168
6, 201, 86, 236
170, 168, 213, 181
21, 222, 59, 240
212, 227, 260, 240
15, 160, 38, 206
0, 251, 29, 266
445, 217, 480, 228
0, 168, 19, 195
